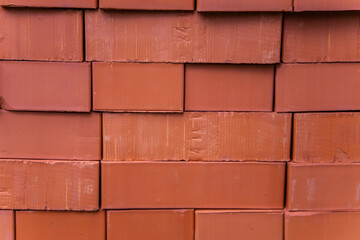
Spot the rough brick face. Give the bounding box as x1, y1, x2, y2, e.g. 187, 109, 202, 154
93, 63, 184, 112
85, 11, 282, 64
0, 211, 14, 240
0, 61, 91, 112
100, 0, 194, 10
102, 162, 285, 209
293, 113, 360, 163
1, 0, 97, 8
107, 210, 194, 240
294, 0, 360, 11
0, 8, 83, 61
0, 160, 99, 210
185, 64, 274, 112
283, 13, 360, 63
285, 211, 360, 240
16, 211, 105, 240
276, 63, 360, 112
0, 111, 101, 160
287, 163, 360, 210
197, 0, 292, 11
196, 210, 283, 240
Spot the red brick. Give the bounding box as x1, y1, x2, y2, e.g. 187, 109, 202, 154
0, 111, 101, 160
283, 13, 360, 63
0, 159, 99, 210
197, 0, 291, 11
102, 162, 285, 209
285, 211, 360, 240
293, 113, 360, 163
0, 211, 14, 240
86, 11, 282, 64
16, 211, 105, 240
287, 163, 360, 210
294, 0, 360, 11
196, 210, 283, 240
0, 8, 83, 61
93, 63, 184, 112
100, 0, 193, 10
1, 0, 97, 8
276, 64, 360, 112
0, 61, 91, 112
185, 64, 274, 111
107, 210, 194, 240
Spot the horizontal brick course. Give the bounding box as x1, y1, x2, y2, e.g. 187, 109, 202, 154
1, 0, 97, 8
294, 0, 360, 11
197, 0, 292, 11
100, 0, 194, 10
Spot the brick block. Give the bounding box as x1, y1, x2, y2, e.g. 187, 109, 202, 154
16, 211, 105, 240
103, 112, 291, 161
102, 162, 285, 209
293, 113, 360, 163
0, 61, 91, 112
283, 13, 360, 63
294, 0, 360, 11
86, 11, 282, 64
185, 64, 274, 111
100, 0, 193, 10
197, 0, 291, 11
287, 163, 360, 210
107, 210, 193, 240
0, 211, 14, 240
196, 210, 283, 240
276, 64, 360, 112
0, 111, 101, 160
93, 63, 184, 112
1, 0, 97, 8
0, 8, 83, 61
285, 211, 360, 240
0, 160, 99, 210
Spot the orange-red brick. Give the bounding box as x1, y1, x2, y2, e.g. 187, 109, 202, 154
100, 0, 193, 10
107, 210, 194, 240
197, 0, 291, 11
287, 163, 360, 210
0, 8, 83, 61
293, 113, 360, 163
0, 160, 99, 210
185, 64, 274, 112
1, 0, 97, 8
0, 61, 91, 112
294, 0, 360, 11
0, 211, 14, 240
283, 13, 360, 63
276, 64, 360, 112
0, 111, 101, 160
196, 210, 283, 240
93, 63, 184, 112
16, 211, 105, 240
103, 112, 291, 161
102, 162, 285, 209
86, 11, 282, 64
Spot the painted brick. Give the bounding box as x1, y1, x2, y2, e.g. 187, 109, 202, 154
1, 0, 97, 8
0, 61, 91, 112
294, 0, 360, 11
0, 211, 14, 240
276, 64, 360, 112
103, 112, 291, 161
285, 211, 360, 240
283, 13, 360, 63
0, 160, 99, 210
196, 210, 283, 240
197, 0, 291, 11
16, 211, 105, 240
93, 63, 184, 112
86, 11, 282, 64
102, 162, 285, 209
107, 210, 194, 240
185, 64, 274, 112
100, 0, 193, 10
293, 113, 360, 163
0, 111, 101, 160
0, 8, 83, 61
287, 163, 360, 210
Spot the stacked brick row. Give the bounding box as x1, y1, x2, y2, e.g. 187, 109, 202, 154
1, 0, 360, 239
